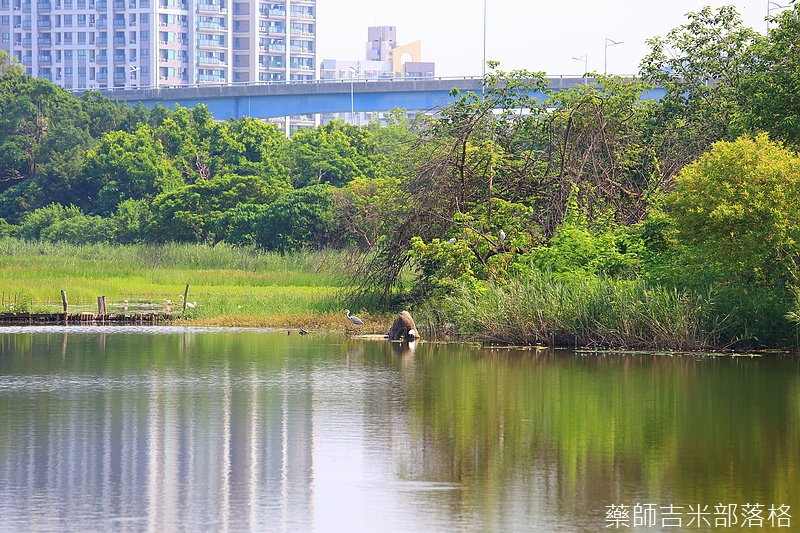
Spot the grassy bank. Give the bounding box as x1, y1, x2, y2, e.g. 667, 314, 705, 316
0, 239, 389, 332
417, 272, 774, 351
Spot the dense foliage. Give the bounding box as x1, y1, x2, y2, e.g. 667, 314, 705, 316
3, 4, 800, 348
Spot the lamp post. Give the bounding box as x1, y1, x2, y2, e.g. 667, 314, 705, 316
572, 54, 588, 84
604, 38, 623, 75
349, 65, 357, 125
482, 0, 487, 79
767, 1, 791, 29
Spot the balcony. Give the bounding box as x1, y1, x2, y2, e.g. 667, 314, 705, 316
96, 36, 108, 44
197, 38, 222, 47
197, 21, 223, 30
37, 37, 52, 45
96, 19, 108, 28
196, 3, 219, 12
113, 19, 125, 27
113, 0, 124, 8
260, 27, 284, 36
96, 0, 106, 6
96, 53, 107, 62
197, 74, 224, 82
197, 56, 223, 65
37, 55, 52, 63
36, 1, 51, 9
96, 72, 108, 80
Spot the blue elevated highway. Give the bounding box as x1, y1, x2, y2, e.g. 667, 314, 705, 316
98, 76, 663, 122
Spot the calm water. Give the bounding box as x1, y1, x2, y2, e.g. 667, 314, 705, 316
0, 327, 798, 532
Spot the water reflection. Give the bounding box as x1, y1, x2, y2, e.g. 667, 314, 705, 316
0, 328, 798, 532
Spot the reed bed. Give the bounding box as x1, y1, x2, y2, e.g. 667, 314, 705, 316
427, 272, 721, 350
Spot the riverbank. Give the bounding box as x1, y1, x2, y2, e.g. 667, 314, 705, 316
2, 238, 797, 350
0, 238, 396, 334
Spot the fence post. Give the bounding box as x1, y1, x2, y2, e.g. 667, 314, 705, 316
61, 290, 68, 324
182, 283, 190, 315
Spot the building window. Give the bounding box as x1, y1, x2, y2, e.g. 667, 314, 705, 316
64, 49, 72, 59
77, 49, 86, 60
1, 33, 9, 43
63, 14, 72, 26
78, 66, 86, 77
77, 31, 86, 44
140, 30, 148, 41
1, 16, 9, 25
140, 48, 149, 59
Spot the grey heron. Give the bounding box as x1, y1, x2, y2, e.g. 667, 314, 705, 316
345, 309, 365, 325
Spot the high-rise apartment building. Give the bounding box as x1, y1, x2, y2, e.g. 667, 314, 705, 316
0, 0, 315, 90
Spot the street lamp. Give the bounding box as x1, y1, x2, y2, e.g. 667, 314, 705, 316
572, 54, 588, 84
349, 65, 357, 125
767, 1, 791, 29
482, 0, 487, 79
604, 38, 623, 75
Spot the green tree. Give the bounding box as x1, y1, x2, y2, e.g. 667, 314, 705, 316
0, 77, 63, 183
149, 173, 286, 244
223, 185, 335, 253
739, 4, 800, 148
80, 125, 182, 215
332, 176, 406, 248
639, 5, 760, 175
289, 120, 387, 188
667, 133, 800, 290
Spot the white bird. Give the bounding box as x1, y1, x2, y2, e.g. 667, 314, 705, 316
499, 229, 506, 243
180, 295, 196, 308
448, 238, 457, 245
345, 309, 365, 325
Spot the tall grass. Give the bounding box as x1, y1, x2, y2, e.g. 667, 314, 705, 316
0, 238, 376, 328
423, 272, 724, 350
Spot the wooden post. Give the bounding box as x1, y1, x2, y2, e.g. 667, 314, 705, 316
182, 283, 190, 315
61, 290, 68, 324
97, 296, 107, 317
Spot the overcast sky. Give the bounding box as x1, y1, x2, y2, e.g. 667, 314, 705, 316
316, 0, 780, 78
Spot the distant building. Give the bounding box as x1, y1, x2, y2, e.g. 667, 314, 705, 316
321, 25, 434, 81
0, 0, 317, 133
320, 25, 435, 125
